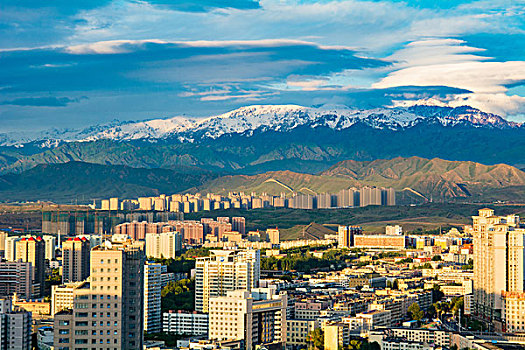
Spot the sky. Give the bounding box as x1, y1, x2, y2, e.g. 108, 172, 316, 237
0, 0, 524, 131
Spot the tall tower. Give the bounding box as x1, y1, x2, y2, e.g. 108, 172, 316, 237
62, 237, 91, 283
15, 236, 45, 297
195, 249, 260, 313
53, 239, 145, 350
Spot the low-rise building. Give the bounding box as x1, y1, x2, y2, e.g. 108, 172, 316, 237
163, 310, 208, 336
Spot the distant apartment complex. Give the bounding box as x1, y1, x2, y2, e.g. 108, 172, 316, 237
94, 186, 396, 215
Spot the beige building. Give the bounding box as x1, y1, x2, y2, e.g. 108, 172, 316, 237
472, 208, 525, 325
208, 287, 287, 350
0, 231, 6, 257
51, 282, 85, 316
195, 249, 260, 313
145, 232, 181, 259
266, 229, 280, 245
324, 322, 350, 350
62, 237, 90, 283
15, 236, 45, 297
53, 239, 145, 350
286, 319, 319, 348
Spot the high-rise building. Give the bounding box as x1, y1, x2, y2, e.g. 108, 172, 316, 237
109, 197, 119, 211
472, 208, 525, 329
0, 261, 33, 300
195, 249, 260, 313
0, 298, 32, 350
359, 187, 382, 207
53, 239, 145, 350
15, 236, 45, 297
42, 235, 56, 261
231, 217, 246, 235
4, 237, 20, 262
317, 193, 334, 209
62, 237, 90, 283
266, 229, 280, 245
145, 232, 182, 259
144, 262, 162, 333
0, 232, 6, 259
208, 287, 287, 350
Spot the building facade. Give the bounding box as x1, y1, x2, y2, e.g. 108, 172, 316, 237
62, 237, 90, 283
195, 249, 260, 313
144, 262, 162, 333
53, 239, 145, 350
208, 287, 287, 350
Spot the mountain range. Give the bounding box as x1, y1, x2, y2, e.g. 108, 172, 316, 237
1, 104, 525, 175
1, 104, 525, 204
2, 157, 525, 204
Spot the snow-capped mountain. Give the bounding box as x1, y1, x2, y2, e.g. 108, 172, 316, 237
0, 104, 519, 147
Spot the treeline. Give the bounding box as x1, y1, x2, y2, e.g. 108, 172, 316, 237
261, 249, 355, 272
161, 279, 195, 312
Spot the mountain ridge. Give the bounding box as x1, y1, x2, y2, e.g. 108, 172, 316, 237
2, 157, 525, 203
0, 104, 519, 147
1, 104, 525, 175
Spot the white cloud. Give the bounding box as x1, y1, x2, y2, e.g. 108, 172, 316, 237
373, 38, 525, 116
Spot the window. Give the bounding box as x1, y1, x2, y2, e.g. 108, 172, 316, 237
59, 320, 70, 326
58, 338, 70, 343
59, 330, 69, 334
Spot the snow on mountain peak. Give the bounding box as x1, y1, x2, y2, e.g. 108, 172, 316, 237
0, 104, 518, 147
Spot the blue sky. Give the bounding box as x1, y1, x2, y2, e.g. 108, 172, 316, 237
0, 0, 524, 131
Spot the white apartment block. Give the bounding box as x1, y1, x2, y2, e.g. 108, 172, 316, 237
208, 287, 287, 350
42, 235, 56, 261
144, 262, 162, 333
51, 282, 85, 316
195, 249, 260, 313
163, 310, 208, 336
145, 232, 182, 259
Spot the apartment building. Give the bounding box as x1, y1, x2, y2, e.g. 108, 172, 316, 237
0, 298, 32, 350
0, 261, 33, 300
145, 232, 182, 259
163, 310, 208, 336
62, 237, 90, 283
53, 239, 145, 350
286, 319, 319, 349
324, 322, 350, 350
195, 249, 260, 313
144, 262, 162, 333
15, 236, 45, 297
51, 282, 85, 316
472, 208, 525, 325
208, 287, 287, 350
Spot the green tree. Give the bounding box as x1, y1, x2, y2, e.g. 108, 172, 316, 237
408, 302, 424, 321
161, 279, 195, 312
306, 328, 324, 350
